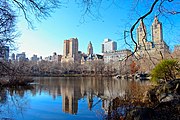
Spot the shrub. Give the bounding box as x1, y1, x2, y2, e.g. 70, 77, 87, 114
151, 59, 180, 83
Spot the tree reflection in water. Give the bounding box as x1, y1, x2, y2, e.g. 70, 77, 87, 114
0, 77, 150, 120
102, 81, 151, 120
32, 77, 150, 118
0, 86, 34, 120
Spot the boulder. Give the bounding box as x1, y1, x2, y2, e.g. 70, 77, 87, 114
147, 79, 180, 104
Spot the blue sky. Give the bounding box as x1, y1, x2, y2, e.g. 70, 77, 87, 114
15, 1, 180, 58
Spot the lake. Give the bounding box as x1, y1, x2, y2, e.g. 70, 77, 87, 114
0, 77, 149, 120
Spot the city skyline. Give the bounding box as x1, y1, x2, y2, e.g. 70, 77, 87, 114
14, 1, 179, 58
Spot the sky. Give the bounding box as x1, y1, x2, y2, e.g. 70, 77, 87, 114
14, 0, 180, 58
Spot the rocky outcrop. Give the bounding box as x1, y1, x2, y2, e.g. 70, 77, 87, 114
125, 79, 180, 120
147, 79, 180, 104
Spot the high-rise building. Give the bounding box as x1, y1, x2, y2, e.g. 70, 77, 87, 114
152, 16, 163, 44
11, 53, 15, 61
87, 41, 93, 55
62, 38, 79, 62
63, 38, 78, 57
16, 52, 27, 61
31, 54, 39, 62
136, 16, 169, 57
137, 20, 152, 51
0, 46, 9, 61
136, 16, 170, 72
102, 38, 117, 53
137, 20, 147, 46
63, 40, 70, 57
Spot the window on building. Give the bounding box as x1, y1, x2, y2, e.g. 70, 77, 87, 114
152, 43, 155, 48
140, 28, 142, 32
154, 25, 157, 29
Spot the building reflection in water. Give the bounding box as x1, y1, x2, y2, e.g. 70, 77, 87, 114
32, 77, 148, 115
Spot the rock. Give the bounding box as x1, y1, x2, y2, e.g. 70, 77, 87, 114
125, 107, 154, 120
147, 88, 159, 104
147, 79, 180, 104
160, 94, 174, 102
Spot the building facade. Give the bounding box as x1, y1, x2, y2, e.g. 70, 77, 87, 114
136, 16, 169, 58
11, 53, 15, 61
136, 16, 171, 72
62, 38, 80, 62
172, 45, 180, 60
44, 52, 62, 63
0, 46, 9, 61
103, 49, 132, 63
16, 52, 27, 61
87, 41, 93, 55
81, 54, 103, 64
174, 45, 180, 52
31, 54, 39, 62
102, 38, 117, 53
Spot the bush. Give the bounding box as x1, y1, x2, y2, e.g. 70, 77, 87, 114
151, 59, 180, 83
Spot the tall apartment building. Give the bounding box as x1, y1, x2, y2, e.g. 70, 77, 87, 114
87, 41, 93, 55
16, 52, 27, 61
103, 49, 132, 63
0, 46, 9, 61
136, 16, 170, 72
11, 53, 15, 61
136, 16, 169, 58
62, 38, 79, 62
31, 54, 39, 62
102, 38, 117, 53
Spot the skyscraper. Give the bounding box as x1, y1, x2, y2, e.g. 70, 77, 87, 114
136, 16, 169, 54
0, 46, 9, 61
62, 38, 79, 62
136, 16, 170, 72
11, 53, 15, 61
16, 52, 27, 61
137, 20, 147, 46
151, 16, 163, 44
87, 41, 93, 55
102, 38, 117, 53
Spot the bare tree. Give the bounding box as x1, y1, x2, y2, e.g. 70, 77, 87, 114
1, 0, 179, 77
0, 0, 61, 47
129, 0, 179, 56
0, 0, 61, 76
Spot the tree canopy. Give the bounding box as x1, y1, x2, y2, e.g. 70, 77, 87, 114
151, 59, 180, 82
0, 0, 179, 49
0, 0, 179, 76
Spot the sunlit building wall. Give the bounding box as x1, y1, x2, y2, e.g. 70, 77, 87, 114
62, 38, 79, 63
102, 38, 117, 53
103, 49, 132, 63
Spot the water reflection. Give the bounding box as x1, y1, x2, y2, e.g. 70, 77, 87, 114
32, 77, 148, 115
0, 86, 33, 120
0, 77, 149, 120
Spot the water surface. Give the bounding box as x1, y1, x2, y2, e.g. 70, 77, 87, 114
0, 77, 148, 120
